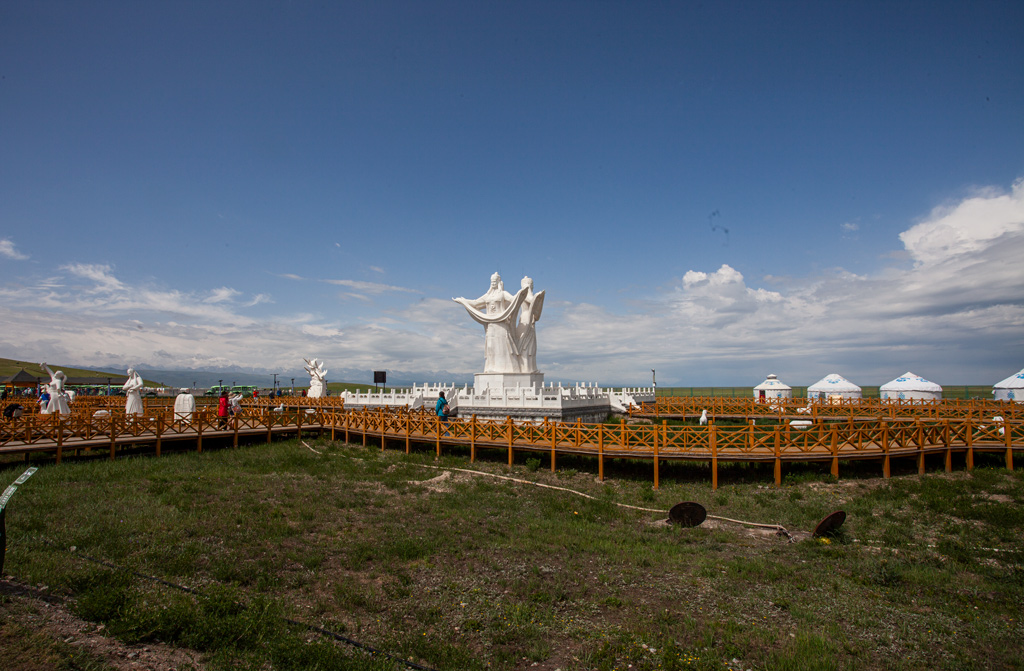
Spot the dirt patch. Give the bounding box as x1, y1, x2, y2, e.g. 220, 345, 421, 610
0, 578, 207, 671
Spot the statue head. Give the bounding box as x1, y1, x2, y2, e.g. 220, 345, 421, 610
521, 276, 533, 290
127, 367, 135, 376
490, 272, 501, 289
54, 370, 66, 380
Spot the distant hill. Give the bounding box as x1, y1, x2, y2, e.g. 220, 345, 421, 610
0, 358, 163, 387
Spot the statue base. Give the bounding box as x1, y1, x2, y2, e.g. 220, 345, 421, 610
473, 372, 544, 392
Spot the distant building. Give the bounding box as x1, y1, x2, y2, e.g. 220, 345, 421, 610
992, 368, 1024, 402
880, 372, 942, 401
807, 373, 862, 401
753, 374, 792, 401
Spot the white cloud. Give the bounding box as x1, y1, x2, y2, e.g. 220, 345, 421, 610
0, 239, 28, 260
2, 181, 1021, 385
841, 222, 859, 232
205, 287, 240, 303
899, 178, 1024, 266
322, 279, 419, 294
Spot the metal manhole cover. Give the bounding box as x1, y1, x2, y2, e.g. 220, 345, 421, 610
813, 510, 847, 537
669, 501, 707, 527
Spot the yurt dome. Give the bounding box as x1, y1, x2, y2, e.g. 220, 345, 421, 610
992, 368, 1024, 402
807, 373, 862, 401
880, 372, 942, 401
753, 374, 792, 400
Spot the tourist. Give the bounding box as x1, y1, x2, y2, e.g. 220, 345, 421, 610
436, 391, 450, 425
217, 390, 229, 428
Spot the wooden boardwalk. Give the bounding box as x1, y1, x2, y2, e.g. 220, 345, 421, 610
2, 398, 1020, 489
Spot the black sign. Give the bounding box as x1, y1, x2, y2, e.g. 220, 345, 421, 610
373, 371, 386, 384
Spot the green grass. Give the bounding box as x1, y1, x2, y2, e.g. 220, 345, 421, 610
1, 440, 1022, 670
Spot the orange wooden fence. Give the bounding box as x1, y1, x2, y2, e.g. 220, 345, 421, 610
2, 405, 1020, 489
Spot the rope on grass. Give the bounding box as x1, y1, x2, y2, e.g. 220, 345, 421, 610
314, 442, 795, 534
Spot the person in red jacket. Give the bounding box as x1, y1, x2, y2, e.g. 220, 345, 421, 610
217, 390, 229, 428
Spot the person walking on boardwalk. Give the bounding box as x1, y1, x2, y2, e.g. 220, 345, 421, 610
217, 390, 229, 429
435, 391, 450, 432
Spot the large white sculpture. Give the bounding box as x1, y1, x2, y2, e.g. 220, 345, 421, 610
304, 358, 327, 398
515, 276, 545, 374
40, 363, 71, 415
173, 388, 196, 423
455, 272, 544, 374
123, 368, 144, 415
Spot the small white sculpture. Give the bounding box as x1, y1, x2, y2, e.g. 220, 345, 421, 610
454, 272, 531, 374
40, 363, 71, 415
304, 358, 328, 398
173, 388, 196, 423
123, 368, 144, 415
228, 393, 243, 415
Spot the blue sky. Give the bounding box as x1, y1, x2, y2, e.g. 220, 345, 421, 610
2, 0, 1022, 387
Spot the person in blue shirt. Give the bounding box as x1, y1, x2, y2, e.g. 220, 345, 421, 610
435, 391, 449, 424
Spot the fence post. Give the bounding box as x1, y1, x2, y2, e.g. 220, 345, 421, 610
155, 414, 162, 457
197, 414, 203, 453
405, 411, 411, 454
830, 425, 839, 479
56, 415, 64, 464
966, 418, 973, 471
773, 426, 781, 486
598, 422, 605, 482
917, 419, 925, 475
470, 415, 477, 462
943, 419, 951, 472
109, 414, 116, 460
653, 421, 661, 490
882, 420, 890, 478
550, 419, 556, 473
435, 416, 441, 460
710, 423, 718, 490
507, 416, 514, 466
1006, 420, 1014, 471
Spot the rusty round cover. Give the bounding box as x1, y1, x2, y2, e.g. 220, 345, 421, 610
669, 501, 707, 527
813, 510, 847, 537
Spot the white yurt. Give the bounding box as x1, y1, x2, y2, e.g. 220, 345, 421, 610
992, 368, 1024, 402
880, 372, 942, 401
807, 373, 862, 401
753, 374, 792, 400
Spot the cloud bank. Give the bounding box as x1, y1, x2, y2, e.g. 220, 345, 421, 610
1, 181, 1022, 385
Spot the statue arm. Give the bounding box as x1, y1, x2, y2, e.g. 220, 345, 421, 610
41, 363, 56, 380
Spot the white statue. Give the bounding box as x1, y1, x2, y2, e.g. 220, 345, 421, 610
515, 276, 545, 374
40, 363, 71, 415
123, 368, 144, 415
454, 272, 529, 373
304, 358, 327, 398
173, 388, 196, 423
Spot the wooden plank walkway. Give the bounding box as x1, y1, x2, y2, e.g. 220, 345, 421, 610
2, 403, 1020, 489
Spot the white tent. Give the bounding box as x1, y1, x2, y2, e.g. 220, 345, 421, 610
753, 374, 792, 400
880, 372, 942, 401
807, 373, 862, 401
992, 368, 1024, 402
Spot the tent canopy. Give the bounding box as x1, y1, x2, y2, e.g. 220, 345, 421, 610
808, 373, 861, 394
993, 368, 1024, 390
880, 372, 942, 393
754, 374, 791, 391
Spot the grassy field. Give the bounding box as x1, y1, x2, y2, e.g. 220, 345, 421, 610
1, 438, 1022, 671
